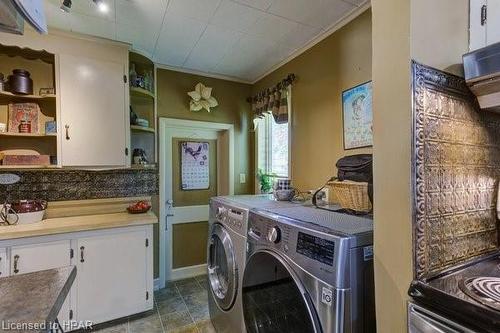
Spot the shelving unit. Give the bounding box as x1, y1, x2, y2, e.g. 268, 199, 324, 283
131, 125, 155, 133
129, 51, 157, 167
0, 44, 58, 169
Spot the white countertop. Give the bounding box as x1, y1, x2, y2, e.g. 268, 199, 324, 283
0, 212, 158, 241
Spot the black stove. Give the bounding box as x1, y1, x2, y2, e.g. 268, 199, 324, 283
409, 252, 500, 332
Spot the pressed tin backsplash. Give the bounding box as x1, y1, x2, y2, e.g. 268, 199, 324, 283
0, 168, 158, 202
412, 62, 500, 280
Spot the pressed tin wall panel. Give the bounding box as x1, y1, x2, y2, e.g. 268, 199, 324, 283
0, 168, 158, 202
413, 62, 500, 279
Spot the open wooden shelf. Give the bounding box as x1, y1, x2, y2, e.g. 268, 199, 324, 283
0, 91, 56, 104
130, 87, 154, 100
131, 125, 155, 133
0, 132, 57, 138
0, 165, 58, 169
130, 163, 157, 170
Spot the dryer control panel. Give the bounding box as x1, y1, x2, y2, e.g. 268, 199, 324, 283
210, 200, 248, 234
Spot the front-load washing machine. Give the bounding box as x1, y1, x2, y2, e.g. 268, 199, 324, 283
242, 207, 375, 333
207, 196, 298, 333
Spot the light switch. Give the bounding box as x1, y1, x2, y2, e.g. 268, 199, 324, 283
239, 173, 246, 184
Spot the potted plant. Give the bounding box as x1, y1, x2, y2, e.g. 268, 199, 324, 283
257, 169, 277, 194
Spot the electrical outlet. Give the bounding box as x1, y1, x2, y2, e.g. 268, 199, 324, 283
0, 173, 20, 185
239, 173, 246, 184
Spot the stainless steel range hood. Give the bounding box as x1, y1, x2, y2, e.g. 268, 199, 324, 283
464, 42, 500, 112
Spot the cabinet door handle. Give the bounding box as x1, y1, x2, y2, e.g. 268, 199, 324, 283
65, 124, 70, 140
13, 255, 19, 274
80, 246, 85, 263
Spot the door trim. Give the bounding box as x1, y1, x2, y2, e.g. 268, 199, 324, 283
159, 118, 235, 288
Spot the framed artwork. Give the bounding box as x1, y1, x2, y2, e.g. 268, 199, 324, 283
181, 141, 209, 190
342, 81, 373, 149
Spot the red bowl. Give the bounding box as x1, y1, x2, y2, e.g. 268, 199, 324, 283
127, 203, 151, 214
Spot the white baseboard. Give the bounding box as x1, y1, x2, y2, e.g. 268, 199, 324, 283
170, 264, 207, 281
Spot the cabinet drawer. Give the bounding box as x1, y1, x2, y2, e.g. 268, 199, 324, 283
0, 248, 7, 277
11, 240, 71, 275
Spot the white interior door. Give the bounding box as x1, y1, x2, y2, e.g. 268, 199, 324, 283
159, 119, 234, 284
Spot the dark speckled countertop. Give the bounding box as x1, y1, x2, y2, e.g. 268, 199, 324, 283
0, 266, 76, 332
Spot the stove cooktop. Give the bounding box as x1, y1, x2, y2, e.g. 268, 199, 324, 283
409, 253, 500, 332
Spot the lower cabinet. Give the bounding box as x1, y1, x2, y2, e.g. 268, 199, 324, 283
0, 224, 153, 330
75, 228, 151, 324
10, 240, 72, 325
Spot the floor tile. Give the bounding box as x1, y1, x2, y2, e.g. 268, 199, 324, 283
155, 285, 181, 302
196, 320, 215, 333
128, 311, 163, 333
188, 304, 209, 322
161, 310, 194, 331
94, 323, 129, 333
157, 296, 189, 316
177, 282, 203, 297
194, 274, 207, 283
165, 323, 199, 333
183, 290, 209, 308
175, 277, 198, 286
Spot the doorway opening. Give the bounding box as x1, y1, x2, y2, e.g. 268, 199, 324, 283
159, 118, 234, 288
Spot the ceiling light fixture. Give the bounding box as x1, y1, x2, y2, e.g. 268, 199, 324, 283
93, 0, 109, 13
60, 0, 72, 13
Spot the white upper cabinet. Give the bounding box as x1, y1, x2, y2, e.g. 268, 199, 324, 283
59, 54, 128, 167
470, 0, 500, 50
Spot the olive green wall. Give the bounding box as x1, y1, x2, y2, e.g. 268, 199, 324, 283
252, 10, 372, 191
157, 68, 254, 195
155, 69, 254, 278
372, 0, 469, 331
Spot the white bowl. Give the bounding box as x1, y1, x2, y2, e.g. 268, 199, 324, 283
7, 210, 45, 225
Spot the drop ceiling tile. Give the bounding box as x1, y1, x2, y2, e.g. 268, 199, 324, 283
154, 12, 207, 66
116, 23, 158, 55
210, 0, 263, 33
268, 0, 355, 29
246, 12, 298, 41
184, 24, 243, 71
167, 0, 222, 22
280, 23, 321, 49
115, 0, 167, 28
69, 13, 116, 40
70, 0, 116, 21
231, 0, 274, 11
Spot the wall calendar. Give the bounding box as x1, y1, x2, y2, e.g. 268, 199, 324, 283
181, 141, 209, 190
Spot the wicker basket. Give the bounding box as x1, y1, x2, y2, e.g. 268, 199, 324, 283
327, 180, 372, 212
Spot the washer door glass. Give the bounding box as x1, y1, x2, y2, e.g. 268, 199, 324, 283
242, 251, 318, 333
208, 223, 237, 311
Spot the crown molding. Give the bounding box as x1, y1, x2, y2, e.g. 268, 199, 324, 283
154, 63, 253, 85
250, 1, 371, 84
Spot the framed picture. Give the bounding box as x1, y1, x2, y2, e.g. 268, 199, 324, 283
342, 81, 373, 150
180, 141, 210, 190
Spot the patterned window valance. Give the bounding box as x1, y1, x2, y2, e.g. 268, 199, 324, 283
247, 74, 296, 124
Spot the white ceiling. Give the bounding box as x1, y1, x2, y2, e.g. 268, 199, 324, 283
44, 0, 369, 82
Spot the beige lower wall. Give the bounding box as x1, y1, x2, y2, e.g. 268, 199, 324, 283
252, 10, 373, 191
172, 221, 209, 269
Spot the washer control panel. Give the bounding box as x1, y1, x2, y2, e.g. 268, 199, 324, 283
247, 209, 350, 287
211, 200, 247, 233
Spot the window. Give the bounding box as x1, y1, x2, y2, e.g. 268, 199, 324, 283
256, 109, 290, 178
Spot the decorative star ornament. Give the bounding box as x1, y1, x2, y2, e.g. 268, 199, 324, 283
188, 83, 219, 112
